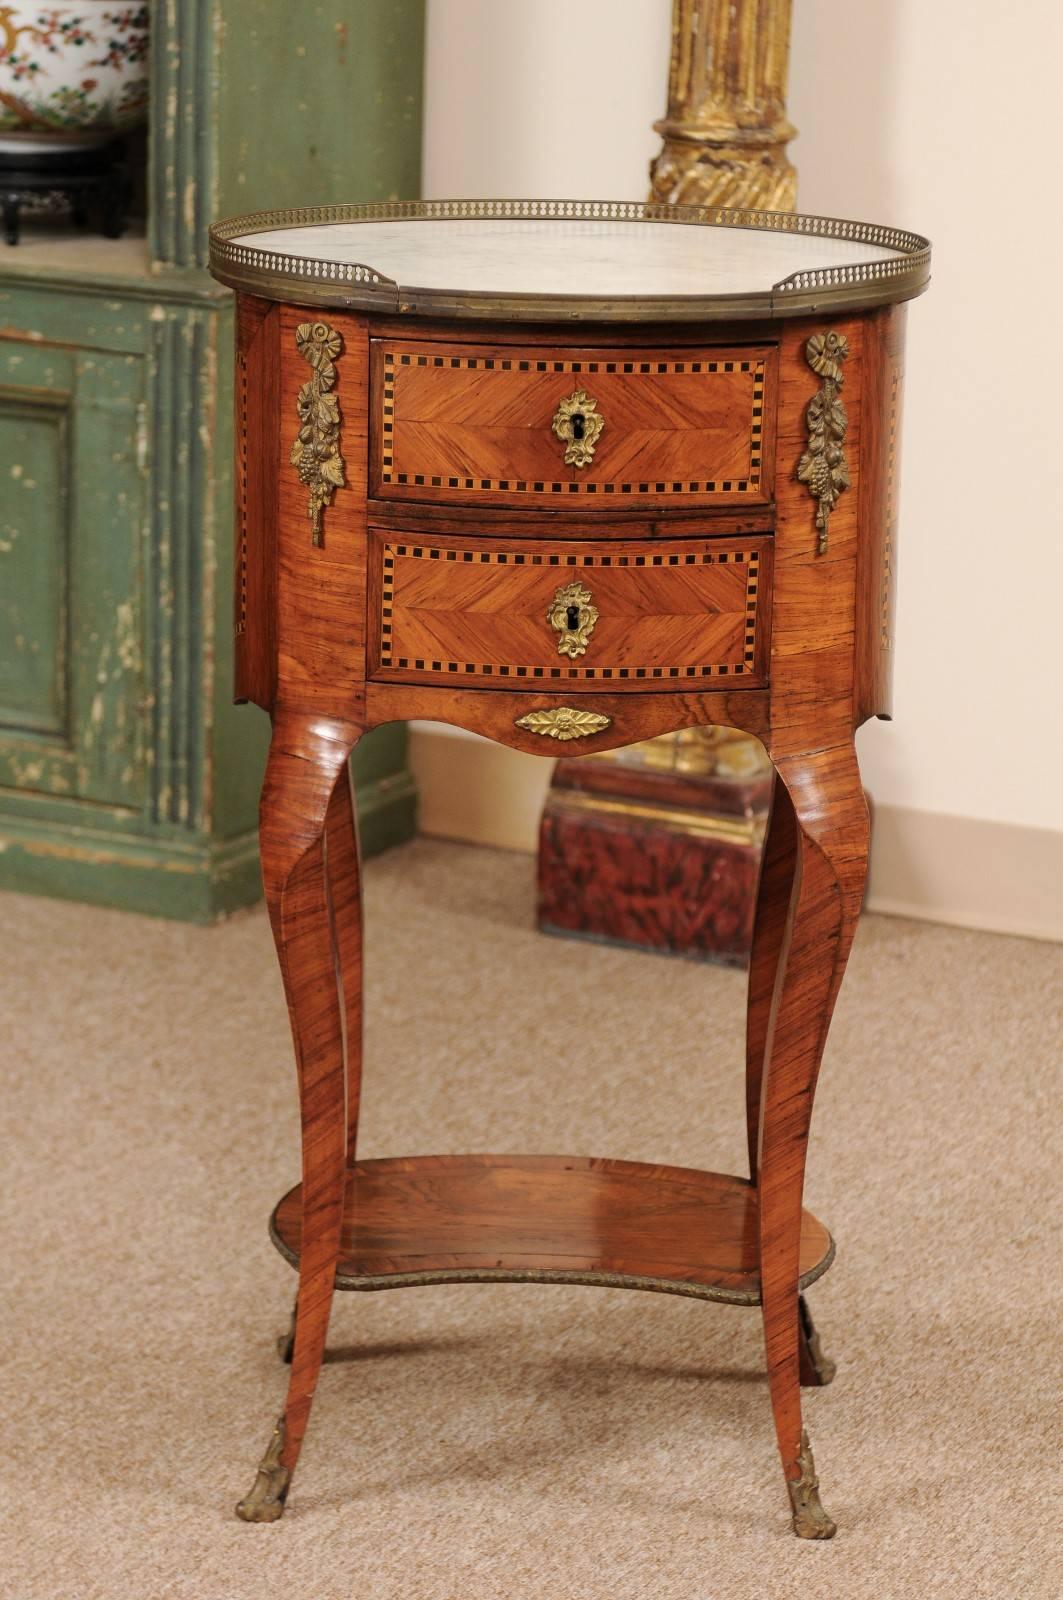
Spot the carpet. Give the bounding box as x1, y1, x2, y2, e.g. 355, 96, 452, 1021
1, 839, 1060, 1599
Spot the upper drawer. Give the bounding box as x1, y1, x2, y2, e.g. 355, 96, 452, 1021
370, 340, 776, 510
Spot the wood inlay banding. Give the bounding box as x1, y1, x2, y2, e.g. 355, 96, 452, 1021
881, 363, 901, 648
235, 348, 249, 638
371, 533, 770, 690
373, 341, 774, 505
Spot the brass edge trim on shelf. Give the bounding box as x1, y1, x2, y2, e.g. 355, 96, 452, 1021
267, 1207, 836, 1304
208, 198, 930, 321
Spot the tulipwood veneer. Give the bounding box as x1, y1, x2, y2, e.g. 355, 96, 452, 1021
210, 201, 928, 1539
370, 338, 777, 507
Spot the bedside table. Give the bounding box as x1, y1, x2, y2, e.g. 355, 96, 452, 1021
208, 199, 930, 1536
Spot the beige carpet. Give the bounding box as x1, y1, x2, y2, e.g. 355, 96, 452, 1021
1, 838, 1060, 1600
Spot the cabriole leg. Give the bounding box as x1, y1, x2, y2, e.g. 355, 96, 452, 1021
324, 765, 364, 1163
757, 743, 869, 1539
745, 773, 797, 1181
236, 711, 362, 1524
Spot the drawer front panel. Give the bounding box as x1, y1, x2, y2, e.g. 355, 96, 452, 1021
368, 532, 771, 691
371, 341, 776, 508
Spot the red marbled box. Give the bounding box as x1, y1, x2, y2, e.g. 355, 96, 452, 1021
536, 755, 770, 966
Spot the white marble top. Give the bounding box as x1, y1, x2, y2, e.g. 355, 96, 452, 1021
239, 216, 908, 299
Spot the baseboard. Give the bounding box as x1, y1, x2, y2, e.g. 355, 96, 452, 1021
864, 803, 1062, 943
355, 766, 419, 861
410, 726, 1062, 943
0, 820, 263, 923
410, 726, 553, 854
0, 763, 418, 923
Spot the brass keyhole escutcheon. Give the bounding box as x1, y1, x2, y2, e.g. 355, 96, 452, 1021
548, 581, 598, 660
552, 389, 604, 469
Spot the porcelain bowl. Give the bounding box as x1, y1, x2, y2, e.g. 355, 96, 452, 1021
0, 2, 148, 152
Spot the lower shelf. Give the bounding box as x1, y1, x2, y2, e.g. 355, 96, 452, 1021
269, 1154, 834, 1306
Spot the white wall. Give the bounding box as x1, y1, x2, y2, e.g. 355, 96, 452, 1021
421, 2, 1063, 894
789, 1, 1063, 833
423, 1, 671, 201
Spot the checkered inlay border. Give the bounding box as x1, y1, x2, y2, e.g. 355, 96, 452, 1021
379, 543, 761, 681
380, 352, 765, 497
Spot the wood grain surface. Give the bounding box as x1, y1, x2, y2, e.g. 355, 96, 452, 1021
368, 530, 771, 689
370, 339, 777, 508
270, 1154, 833, 1300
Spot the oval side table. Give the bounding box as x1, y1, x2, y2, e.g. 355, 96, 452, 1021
208, 199, 930, 1537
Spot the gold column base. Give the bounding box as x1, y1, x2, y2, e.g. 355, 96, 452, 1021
649, 131, 796, 211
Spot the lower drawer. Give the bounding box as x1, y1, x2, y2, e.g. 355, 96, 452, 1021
367, 531, 772, 691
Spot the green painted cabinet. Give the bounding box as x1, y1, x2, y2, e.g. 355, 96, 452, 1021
0, 335, 146, 810
0, 2, 424, 919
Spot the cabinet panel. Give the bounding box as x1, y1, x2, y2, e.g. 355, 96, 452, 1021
0, 391, 70, 738
0, 340, 146, 809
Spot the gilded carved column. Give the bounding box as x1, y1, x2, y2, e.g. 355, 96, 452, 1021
649, 0, 796, 211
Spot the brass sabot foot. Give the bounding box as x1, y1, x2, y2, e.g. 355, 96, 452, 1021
787, 1429, 837, 1540
235, 1417, 290, 1523
799, 1294, 837, 1387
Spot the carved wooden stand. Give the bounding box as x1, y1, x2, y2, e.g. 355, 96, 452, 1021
210, 201, 925, 1537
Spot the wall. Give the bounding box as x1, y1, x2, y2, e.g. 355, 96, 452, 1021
789, 1, 1063, 835
417, 0, 1063, 939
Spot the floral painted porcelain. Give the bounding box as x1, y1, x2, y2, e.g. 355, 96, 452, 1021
0, 2, 148, 150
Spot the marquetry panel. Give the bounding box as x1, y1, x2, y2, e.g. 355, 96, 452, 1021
370, 341, 776, 508
368, 531, 771, 691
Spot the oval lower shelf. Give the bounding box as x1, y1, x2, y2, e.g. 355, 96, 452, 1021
269, 1154, 834, 1306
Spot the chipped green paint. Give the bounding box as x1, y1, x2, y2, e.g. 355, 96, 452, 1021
0, 0, 423, 919
153, 0, 425, 269
0, 337, 145, 808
